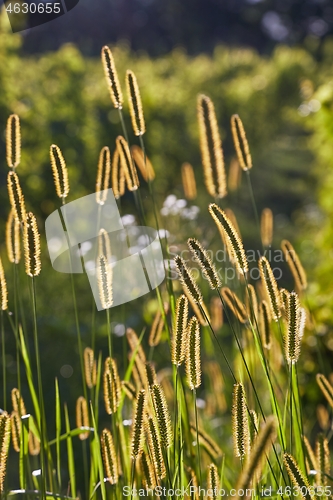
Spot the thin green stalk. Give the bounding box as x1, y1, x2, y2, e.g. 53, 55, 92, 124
193, 389, 202, 487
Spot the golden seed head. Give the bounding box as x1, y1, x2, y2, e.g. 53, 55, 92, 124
228, 157, 242, 192
111, 147, 126, 199
261, 208, 273, 247
210, 296, 224, 330
316, 433, 330, 486
122, 380, 137, 400
281, 240, 307, 291
174, 255, 203, 305
207, 463, 220, 499
146, 415, 166, 479
316, 373, 333, 409
0, 258, 8, 311
181, 162, 197, 200
104, 357, 121, 414
245, 284, 258, 323
28, 424, 40, 456
285, 291, 301, 364
182, 286, 209, 326
6, 114, 21, 169
148, 302, 168, 348
7, 171, 27, 223
83, 347, 97, 388
6, 209, 21, 265
249, 410, 259, 443
283, 453, 315, 500
116, 135, 139, 191
11, 388, 27, 416
140, 450, 157, 489
23, 212, 41, 277
151, 384, 173, 448
221, 287, 247, 324
190, 423, 222, 459
209, 203, 248, 274
303, 436, 317, 474
197, 94, 227, 198
126, 69, 146, 136
171, 294, 188, 366
0, 412, 11, 493
131, 389, 146, 458
98, 228, 112, 264
258, 256, 281, 321
50, 144, 70, 199
232, 383, 250, 458
101, 46, 123, 109
259, 300, 271, 349
96, 146, 111, 205
10, 411, 21, 452
97, 254, 113, 309
185, 316, 201, 390
131, 145, 155, 181
126, 327, 146, 363
101, 428, 119, 484
188, 238, 221, 289
145, 362, 158, 388
230, 114, 252, 171
76, 396, 89, 440
280, 288, 290, 313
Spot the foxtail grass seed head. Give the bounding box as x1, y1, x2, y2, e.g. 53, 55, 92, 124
228, 157, 242, 192
249, 410, 259, 443
23, 212, 41, 277
11, 388, 27, 416
50, 144, 70, 199
281, 240, 307, 291
122, 380, 137, 400
83, 347, 97, 388
285, 291, 301, 364
0, 412, 11, 494
245, 284, 258, 323
259, 256, 281, 322
210, 296, 224, 330
185, 316, 201, 390
188, 238, 221, 289
259, 301, 271, 349
131, 389, 146, 458
207, 464, 220, 499
151, 384, 173, 448
7, 171, 26, 223
104, 357, 121, 414
280, 288, 290, 313
190, 424, 222, 459
149, 310, 162, 347
283, 453, 315, 500
231, 114, 252, 171
116, 135, 139, 191
101, 428, 119, 484
197, 94, 227, 198
235, 416, 277, 500
10, 412, 20, 452
316, 374, 333, 409
6, 209, 21, 265
28, 428, 40, 456
316, 404, 330, 431
181, 162, 197, 200
171, 295, 188, 366
126, 70, 146, 136
303, 436, 317, 474
98, 228, 112, 264
97, 254, 113, 309
101, 46, 123, 109
0, 258, 8, 312
146, 362, 158, 387
221, 287, 247, 324
6, 114, 21, 169
126, 327, 146, 363
146, 415, 166, 479
316, 433, 330, 486
111, 147, 125, 198
209, 204, 248, 274
131, 145, 155, 181
140, 451, 157, 489
224, 208, 241, 237
261, 208, 273, 247
232, 383, 250, 457
76, 396, 89, 440
174, 255, 203, 304
96, 146, 111, 204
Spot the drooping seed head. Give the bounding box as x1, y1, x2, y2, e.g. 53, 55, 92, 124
283, 453, 315, 500
101, 46, 123, 109
185, 316, 201, 390
101, 428, 119, 484
146, 415, 166, 479
97, 254, 113, 309
116, 135, 139, 191
131, 389, 146, 458
181, 162, 197, 200
83, 347, 97, 389
28, 425, 40, 456
190, 423, 222, 460
76, 396, 89, 440
188, 238, 221, 289
261, 208, 273, 247
126, 327, 146, 363
6, 114, 21, 169
10, 411, 21, 452
207, 463, 220, 499
23, 212, 41, 277
130, 145, 155, 181
171, 294, 188, 366
232, 383, 250, 458
6, 209, 21, 265
259, 300, 271, 349
11, 388, 27, 416
316, 373, 333, 409
230, 114, 252, 171
281, 240, 307, 291
126, 69, 146, 136
174, 255, 203, 305
209, 204, 248, 274
104, 357, 121, 414
151, 384, 173, 448
258, 256, 281, 321
50, 144, 70, 199
96, 146, 111, 205
7, 171, 26, 223
285, 291, 301, 364
149, 302, 169, 347
221, 287, 247, 324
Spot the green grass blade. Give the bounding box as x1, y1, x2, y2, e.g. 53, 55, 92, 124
64, 404, 76, 498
